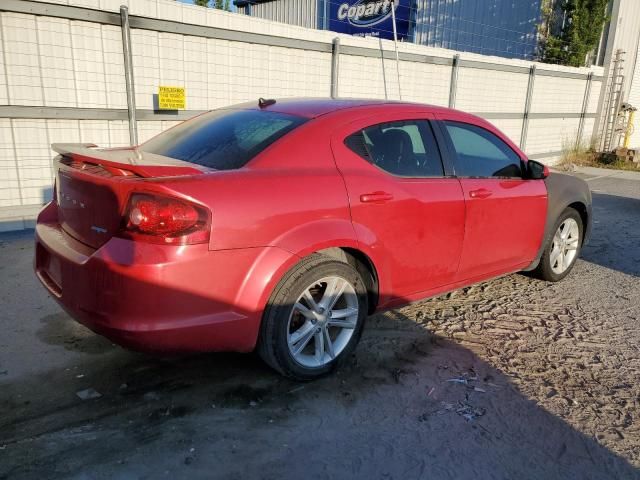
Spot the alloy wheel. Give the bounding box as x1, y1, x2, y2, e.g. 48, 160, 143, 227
550, 218, 580, 275
286, 276, 359, 368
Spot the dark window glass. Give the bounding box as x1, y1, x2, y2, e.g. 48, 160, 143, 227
443, 121, 522, 178
141, 109, 307, 170
345, 120, 444, 177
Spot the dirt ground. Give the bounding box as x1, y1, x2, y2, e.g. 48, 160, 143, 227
1, 167, 639, 480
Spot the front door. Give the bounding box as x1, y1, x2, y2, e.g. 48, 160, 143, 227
331, 112, 466, 305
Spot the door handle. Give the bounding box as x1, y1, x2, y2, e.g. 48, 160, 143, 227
469, 188, 493, 199
360, 191, 394, 203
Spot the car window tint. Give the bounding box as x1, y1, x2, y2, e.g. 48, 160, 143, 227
443, 121, 522, 178
345, 120, 444, 177
141, 109, 307, 170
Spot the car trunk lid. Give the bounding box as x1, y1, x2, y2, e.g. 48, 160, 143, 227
53, 144, 207, 249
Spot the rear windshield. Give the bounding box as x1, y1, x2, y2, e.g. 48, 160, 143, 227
141, 109, 307, 170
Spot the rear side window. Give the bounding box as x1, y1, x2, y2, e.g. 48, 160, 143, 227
141, 109, 307, 170
344, 120, 444, 177
443, 121, 522, 178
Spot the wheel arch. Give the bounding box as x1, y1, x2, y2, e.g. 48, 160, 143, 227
316, 247, 380, 314
524, 172, 592, 271
567, 201, 589, 245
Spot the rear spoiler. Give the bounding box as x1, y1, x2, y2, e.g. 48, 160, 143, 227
52, 143, 99, 155
52, 143, 207, 178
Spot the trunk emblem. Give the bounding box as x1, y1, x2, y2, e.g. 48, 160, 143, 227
91, 226, 107, 234
60, 192, 86, 208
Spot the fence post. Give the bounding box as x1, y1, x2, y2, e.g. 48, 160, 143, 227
331, 37, 340, 99
577, 72, 593, 148
520, 64, 536, 151
120, 5, 138, 146
448, 54, 459, 108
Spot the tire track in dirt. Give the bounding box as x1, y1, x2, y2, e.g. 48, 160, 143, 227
397, 265, 640, 467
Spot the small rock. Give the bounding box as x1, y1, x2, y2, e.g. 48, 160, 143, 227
144, 392, 160, 401
546, 388, 558, 398
249, 401, 258, 407
184, 456, 194, 465
76, 388, 102, 400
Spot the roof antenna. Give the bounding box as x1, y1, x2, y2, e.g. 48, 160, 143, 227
258, 98, 276, 108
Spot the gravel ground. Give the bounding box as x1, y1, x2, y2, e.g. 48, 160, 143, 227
1, 168, 639, 479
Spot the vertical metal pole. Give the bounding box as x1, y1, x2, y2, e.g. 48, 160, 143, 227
390, 0, 402, 100
331, 37, 340, 99
322, 0, 328, 30
576, 72, 593, 147
120, 5, 138, 146
520, 64, 536, 151
448, 54, 459, 108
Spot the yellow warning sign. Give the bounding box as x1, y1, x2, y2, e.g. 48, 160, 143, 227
158, 86, 186, 110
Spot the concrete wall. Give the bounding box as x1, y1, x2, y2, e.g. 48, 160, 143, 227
0, 0, 604, 230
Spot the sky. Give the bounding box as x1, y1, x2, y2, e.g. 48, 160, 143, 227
177, 0, 238, 12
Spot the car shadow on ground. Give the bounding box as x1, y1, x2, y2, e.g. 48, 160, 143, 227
1, 283, 638, 479
580, 192, 640, 277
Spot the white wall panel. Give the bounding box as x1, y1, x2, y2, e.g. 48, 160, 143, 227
37, 17, 76, 107
1, 13, 43, 106
138, 121, 163, 143
489, 118, 523, 148
0, 119, 21, 208
132, 29, 160, 109
12, 120, 53, 205
530, 76, 587, 114
108, 120, 131, 147
102, 25, 127, 108
0, 0, 609, 224
526, 117, 581, 156
79, 120, 111, 146
71, 21, 108, 108
456, 68, 528, 113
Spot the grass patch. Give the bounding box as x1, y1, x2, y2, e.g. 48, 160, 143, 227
557, 140, 639, 172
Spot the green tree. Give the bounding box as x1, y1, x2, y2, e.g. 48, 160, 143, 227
193, 0, 210, 6
214, 0, 224, 9
223, 0, 231, 11
538, 0, 609, 67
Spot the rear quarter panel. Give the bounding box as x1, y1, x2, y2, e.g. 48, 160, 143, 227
152, 119, 357, 254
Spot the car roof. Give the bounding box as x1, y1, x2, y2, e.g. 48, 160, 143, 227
232, 97, 454, 119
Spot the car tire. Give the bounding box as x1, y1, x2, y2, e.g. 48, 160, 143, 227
257, 254, 368, 380
532, 207, 583, 282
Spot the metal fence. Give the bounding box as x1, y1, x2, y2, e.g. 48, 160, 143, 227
0, 0, 606, 229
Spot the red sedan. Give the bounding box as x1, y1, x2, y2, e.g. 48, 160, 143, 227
35, 98, 592, 380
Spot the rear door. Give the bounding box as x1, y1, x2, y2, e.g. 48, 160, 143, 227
435, 117, 547, 280
331, 111, 465, 303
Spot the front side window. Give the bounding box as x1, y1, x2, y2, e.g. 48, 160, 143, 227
344, 120, 444, 177
443, 121, 522, 178
141, 109, 307, 170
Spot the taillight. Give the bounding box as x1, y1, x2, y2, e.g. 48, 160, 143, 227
119, 193, 210, 245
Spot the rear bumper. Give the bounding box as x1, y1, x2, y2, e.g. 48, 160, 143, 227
34, 203, 294, 353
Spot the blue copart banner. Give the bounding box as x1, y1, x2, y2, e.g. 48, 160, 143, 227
327, 0, 411, 40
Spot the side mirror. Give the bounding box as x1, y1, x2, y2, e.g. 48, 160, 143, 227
526, 160, 549, 180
